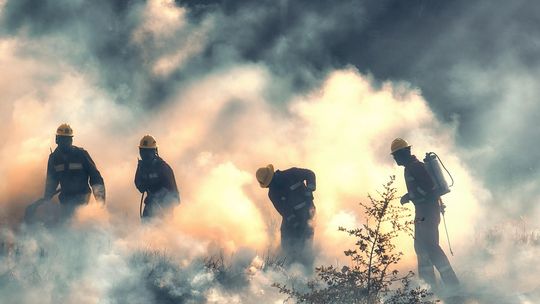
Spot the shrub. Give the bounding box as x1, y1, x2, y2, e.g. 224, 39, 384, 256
274, 176, 437, 304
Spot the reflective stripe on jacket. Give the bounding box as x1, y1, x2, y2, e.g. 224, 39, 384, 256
44, 146, 105, 203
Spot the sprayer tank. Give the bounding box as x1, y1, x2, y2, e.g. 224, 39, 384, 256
423, 152, 451, 197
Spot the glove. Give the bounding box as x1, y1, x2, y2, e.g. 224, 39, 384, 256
400, 193, 410, 205
137, 184, 149, 193
439, 200, 446, 214
92, 184, 106, 204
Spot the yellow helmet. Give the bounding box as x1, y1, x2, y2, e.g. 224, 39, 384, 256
256, 164, 274, 188
390, 138, 411, 154
139, 135, 158, 149
56, 123, 74, 137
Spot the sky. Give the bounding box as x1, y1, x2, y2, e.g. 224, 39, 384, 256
0, 0, 539, 303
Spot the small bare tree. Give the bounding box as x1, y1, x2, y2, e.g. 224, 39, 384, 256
274, 176, 437, 304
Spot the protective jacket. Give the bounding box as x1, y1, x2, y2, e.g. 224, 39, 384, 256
135, 156, 180, 212
44, 146, 105, 204
268, 167, 316, 227
404, 155, 437, 206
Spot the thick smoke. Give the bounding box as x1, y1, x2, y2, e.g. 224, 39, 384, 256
183, 0, 540, 214
4, 0, 540, 214
1, 0, 539, 303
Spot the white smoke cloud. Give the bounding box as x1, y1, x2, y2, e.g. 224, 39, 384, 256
132, 0, 213, 77
1, 2, 539, 302
0, 29, 482, 280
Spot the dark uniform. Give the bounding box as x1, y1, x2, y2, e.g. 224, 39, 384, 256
267, 167, 316, 266
44, 146, 105, 218
135, 156, 180, 218
404, 155, 459, 287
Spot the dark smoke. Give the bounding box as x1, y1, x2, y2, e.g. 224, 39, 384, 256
3, 0, 540, 213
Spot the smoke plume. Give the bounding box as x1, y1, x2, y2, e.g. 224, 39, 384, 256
1, 0, 539, 303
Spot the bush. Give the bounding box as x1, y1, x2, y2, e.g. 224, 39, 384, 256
274, 176, 438, 304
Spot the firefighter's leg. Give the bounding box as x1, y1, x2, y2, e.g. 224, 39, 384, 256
425, 220, 459, 287
280, 223, 295, 264
299, 223, 315, 270
141, 196, 155, 220
282, 220, 309, 265
58, 194, 90, 222
59, 204, 77, 221
415, 220, 437, 287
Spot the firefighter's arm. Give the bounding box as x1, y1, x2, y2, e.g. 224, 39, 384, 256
409, 163, 435, 199
400, 193, 410, 205
298, 168, 316, 191
161, 162, 180, 204
134, 161, 147, 193
296, 168, 316, 201
44, 157, 59, 200
83, 150, 106, 203
92, 184, 106, 204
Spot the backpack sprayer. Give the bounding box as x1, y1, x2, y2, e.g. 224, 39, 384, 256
423, 152, 455, 255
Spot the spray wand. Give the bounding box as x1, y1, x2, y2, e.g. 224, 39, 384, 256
439, 198, 454, 256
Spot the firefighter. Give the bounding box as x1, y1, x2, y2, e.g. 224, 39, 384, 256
135, 135, 180, 220
391, 138, 459, 288
43, 123, 106, 219
256, 164, 316, 267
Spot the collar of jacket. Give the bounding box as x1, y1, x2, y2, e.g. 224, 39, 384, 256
404, 155, 419, 168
